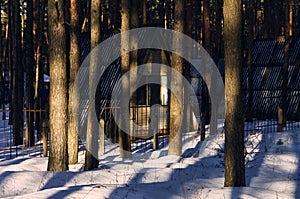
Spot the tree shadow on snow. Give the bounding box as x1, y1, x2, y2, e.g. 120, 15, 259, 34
107, 138, 226, 199
232, 127, 300, 199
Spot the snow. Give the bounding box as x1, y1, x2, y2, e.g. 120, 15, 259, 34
43, 74, 50, 83
0, 115, 300, 198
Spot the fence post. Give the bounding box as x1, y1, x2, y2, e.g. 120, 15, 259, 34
99, 118, 105, 155
42, 120, 49, 157
278, 106, 283, 132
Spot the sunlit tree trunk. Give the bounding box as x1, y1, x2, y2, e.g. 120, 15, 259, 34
168, 0, 185, 156
224, 0, 245, 187
47, 0, 69, 172
130, 0, 139, 147
119, 0, 132, 159
84, 0, 101, 170
67, 0, 81, 165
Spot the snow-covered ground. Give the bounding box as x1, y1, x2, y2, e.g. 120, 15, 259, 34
0, 116, 300, 198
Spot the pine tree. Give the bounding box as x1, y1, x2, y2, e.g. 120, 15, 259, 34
184, 0, 192, 133
67, 0, 81, 164
11, 0, 24, 146
224, 0, 245, 187
33, 0, 45, 141
25, 0, 35, 147
47, 0, 69, 172
281, 0, 293, 129
119, 0, 132, 159
201, 0, 211, 141
246, 0, 254, 122
84, 0, 101, 170
130, 0, 139, 146
168, 0, 185, 156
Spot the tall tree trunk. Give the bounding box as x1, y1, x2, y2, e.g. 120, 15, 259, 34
84, 0, 102, 170
119, 0, 132, 159
1, 21, 8, 120
168, 0, 185, 156
11, 0, 24, 146
209, 0, 223, 135
201, 0, 211, 141
33, 0, 45, 141
47, 0, 69, 172
185, 0, 192, 132
214, 0, 223, 64
224, 0, 245, 187
130, 0, 139, 147
67, 0, 81, 165
246, 0, 254, 122
281, 0, 292, 128
25, 0, 35, 147
8, 0, 13, 126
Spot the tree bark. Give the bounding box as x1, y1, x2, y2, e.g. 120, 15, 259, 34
119, 0, 132, 159
130, 0, 139, 146
0, 2, 6, 121
8, 0, 12, 126
25, 0, 35, 147
47, 0, 69, 172
246, 0, 254, 122
33, 0, 45, 141
84, 0, 101, 170
11, 0, 24, 146
201, 0, 211, 138
281, 0, 292, 128
168, 0, 185, 156
214, 0, 223, 64
224, 0, 245, 187
67, 0, 81, 164
185, 0, 192, 132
